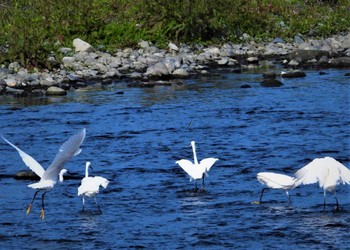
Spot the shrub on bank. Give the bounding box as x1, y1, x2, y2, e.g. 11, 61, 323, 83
0, 0, 349, 68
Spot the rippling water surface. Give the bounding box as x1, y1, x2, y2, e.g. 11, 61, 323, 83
0, 69, 349, 249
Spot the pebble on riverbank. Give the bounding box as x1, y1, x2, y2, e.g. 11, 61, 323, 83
0, 33, 349, 96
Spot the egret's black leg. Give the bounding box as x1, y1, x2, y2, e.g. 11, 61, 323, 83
334, 191, 339, 211
259, 188, 266, 203
201, 175, 205, 192
94, 197, 102, 212
40, 191, 47, 220
26, 190, 40, 215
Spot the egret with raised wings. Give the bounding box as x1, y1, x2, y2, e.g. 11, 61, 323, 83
1, 128, 86, 220
256, 172, 297, 203
78, 161, 109, 212
175, 141, 218, 191
295, 156, 350, 210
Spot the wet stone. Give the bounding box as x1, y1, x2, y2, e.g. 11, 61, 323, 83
261, 79, 283, 87
281, 70, 306, 78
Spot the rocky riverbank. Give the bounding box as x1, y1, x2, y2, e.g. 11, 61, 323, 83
1, 33, 350, 96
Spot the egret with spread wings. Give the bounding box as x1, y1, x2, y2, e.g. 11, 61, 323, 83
1, 128, 86, 220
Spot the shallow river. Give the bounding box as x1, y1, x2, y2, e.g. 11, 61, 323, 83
0, 68, 349, 249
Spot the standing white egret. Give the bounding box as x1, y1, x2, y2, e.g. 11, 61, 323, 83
295, 156, 350, 210
256, 172, 297, 203
78, 161, 109, 212
1, 128, 86, 220
175, 141, 218, 191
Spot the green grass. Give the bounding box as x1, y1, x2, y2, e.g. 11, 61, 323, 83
0, 0, 349, 68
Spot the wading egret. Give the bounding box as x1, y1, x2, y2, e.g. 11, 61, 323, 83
175, 141, 218, 191
295, 156, 350, 210
1, 128, 86, 220
78, 161, 109, 212
256, 172, 297, 203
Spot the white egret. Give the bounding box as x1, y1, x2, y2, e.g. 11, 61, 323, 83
78, 161, 109, 212
175, 141, 218, 191
1, 128, 86, 220
256, 172, 297, 203
295, 156, 350, 210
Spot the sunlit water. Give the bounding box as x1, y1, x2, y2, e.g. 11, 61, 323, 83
0, 69, 349, 249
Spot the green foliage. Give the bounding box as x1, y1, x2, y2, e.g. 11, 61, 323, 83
0, 0, 349, 68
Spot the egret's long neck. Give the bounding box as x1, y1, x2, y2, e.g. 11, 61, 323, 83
59, 172, 64, 182
85, 164, 89, 178
192, 142, 199, 165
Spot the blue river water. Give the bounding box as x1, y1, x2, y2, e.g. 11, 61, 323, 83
0, 68, 349, 249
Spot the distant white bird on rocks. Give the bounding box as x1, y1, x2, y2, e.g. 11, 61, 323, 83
78, 161, 109, 212
175, 141, 218, 191
295, 156, 350, 210
256, 172, 297, 203
1, 128, 86, 220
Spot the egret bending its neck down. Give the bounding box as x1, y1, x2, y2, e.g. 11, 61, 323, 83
176, 141, 218, 191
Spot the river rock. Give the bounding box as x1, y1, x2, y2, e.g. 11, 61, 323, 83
289, 50, 330, 63
14, 170, 39, 180
73, 38, 94, 53
145, 62, 169, 77
328, 57, 350, 67
5, 86, 27, 96
281, 70, 306, 78
261, 79, 283, 87
168, 42, 179, 51
8, 62, 21, 73
46, 86, 67, 96
172, 68, 189, 77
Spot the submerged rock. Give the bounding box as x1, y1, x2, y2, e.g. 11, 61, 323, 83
261, 79, 283, 87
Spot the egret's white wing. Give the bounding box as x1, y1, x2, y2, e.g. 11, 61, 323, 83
176, 159, 195, 178
324, 157, 350, 184
93, 176, 109, 188
200, 157, 218, 172
295, 157, 327, 185
1, 135, 45, 178
257, 172, 295, 189
42, 128, 86, 180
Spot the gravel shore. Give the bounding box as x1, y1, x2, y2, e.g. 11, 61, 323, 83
1, 33, 349, 96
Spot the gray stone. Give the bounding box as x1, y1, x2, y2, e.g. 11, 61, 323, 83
341, 39, 350, 49
145, 62, 169, 77
73, 38, 94, 53
168, 42, 179, 51
281, 70, 306, 78
59, 47, 72, 54
138, 40, 150, 49
289, 50, 330, 62
8, 62, 21, 73
294, 35, 304, 44
172, 68, 189, 77
46, 86, 67, 96
273, 37, 285, 44
62, 57, 76, 66
328, 57, 350, 67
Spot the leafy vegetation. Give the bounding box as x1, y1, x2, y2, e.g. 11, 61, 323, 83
0, 0, 349, 67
